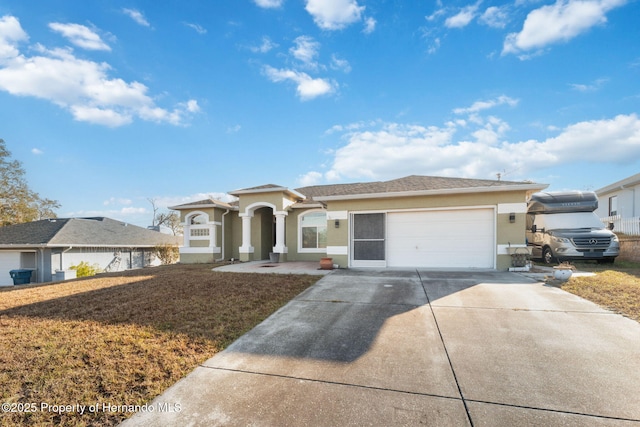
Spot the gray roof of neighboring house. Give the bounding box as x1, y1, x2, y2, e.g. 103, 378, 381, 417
295, 175, 540, 200
0, 217, 181, 247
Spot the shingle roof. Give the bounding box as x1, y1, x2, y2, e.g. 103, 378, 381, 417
0, 217, 181, 247
236, 184, 283, 192
169, 198, 237, 210
295, 175, 534, 199
0, 218, 69, 245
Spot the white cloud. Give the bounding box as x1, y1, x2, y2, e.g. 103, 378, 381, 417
0, 16, 197, 127
426, 8, 446, 22
290, 35, 320, 68
31, 148, 43, 155
249, 36, 277, 53
305, 0, 365, 30
479, 6, 509, 29
569, 77, 608, 92
445, 1, 482, 29
226, 124, 241, 133
427, 37, 441, 55
311, 113, 640, 183
103, 197, 133, 206
122, 8, 150, 27
298, 171, 323, 186
503, 0, 626, 56
330, 54, 351, 73
363, 17, 376, 34
0, 15, 28, 61
254, 0, 284, 8
263, 65, 336, 100
184, 22, 207, 34
453, 95, 519, 115
49, 22, 111, 51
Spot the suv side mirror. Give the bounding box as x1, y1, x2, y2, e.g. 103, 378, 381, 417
531, 224, 537, 233
608, 222, 614, 230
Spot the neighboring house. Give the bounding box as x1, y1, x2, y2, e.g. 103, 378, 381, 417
0, 217, 181, 286
595, 172, 640, 235
170, 175, 547, 271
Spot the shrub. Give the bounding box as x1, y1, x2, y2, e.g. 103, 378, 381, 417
69, 261, 102, 277
153, 244, 179, 265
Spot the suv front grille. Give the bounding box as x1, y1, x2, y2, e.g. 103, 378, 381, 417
572, 236, 611, 249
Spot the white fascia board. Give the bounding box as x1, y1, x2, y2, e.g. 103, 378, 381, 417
291, 203, 325, 209
169, 203, 237, 211
230, 187, 306, 200
0, 244, 47, 249
314, 183, 548, 202
595, 173, 640, 195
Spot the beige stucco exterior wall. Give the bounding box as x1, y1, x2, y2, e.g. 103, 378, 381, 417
177, 206, 237, 264
236, 191, 298, 213
284, 207, 328, 263
176, 188, 531, 270
324, 190, 529, 270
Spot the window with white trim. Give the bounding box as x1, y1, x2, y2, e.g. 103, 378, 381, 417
609, 196, 618, 216
190, 214, 207, 225
299, 211, 327, 251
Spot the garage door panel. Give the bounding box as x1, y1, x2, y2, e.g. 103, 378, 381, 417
387, 210, 494, 268
0, 252, 21, 286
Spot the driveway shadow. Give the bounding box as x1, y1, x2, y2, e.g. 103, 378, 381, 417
219, 269, 535, 363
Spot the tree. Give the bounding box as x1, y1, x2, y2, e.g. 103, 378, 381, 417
0, 139, 60, 226
148, 198, 182, 235
156, 211, 182, 236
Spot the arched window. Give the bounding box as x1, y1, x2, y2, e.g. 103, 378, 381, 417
190, 213, 207, 225
299, 211, 327, 251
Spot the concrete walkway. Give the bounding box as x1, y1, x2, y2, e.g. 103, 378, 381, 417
212, 260, 334, 275
122, 269, 640, 426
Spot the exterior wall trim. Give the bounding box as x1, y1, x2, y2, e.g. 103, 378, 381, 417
327, 246, 348, 255
315, 183, 545, 202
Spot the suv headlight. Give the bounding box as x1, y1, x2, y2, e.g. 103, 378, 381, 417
612, 234, 619, 243
551, 236, 571, 243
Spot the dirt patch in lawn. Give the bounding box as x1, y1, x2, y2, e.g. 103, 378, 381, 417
0, 263, 318, 426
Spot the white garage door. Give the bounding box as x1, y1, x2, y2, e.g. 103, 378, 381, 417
0, 251, 21, 286
387, 209, 495, 268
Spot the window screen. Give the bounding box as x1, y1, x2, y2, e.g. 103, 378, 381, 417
352, 213, 385, 261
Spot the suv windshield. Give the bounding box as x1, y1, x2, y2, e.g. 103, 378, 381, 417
542, 212, 605, 230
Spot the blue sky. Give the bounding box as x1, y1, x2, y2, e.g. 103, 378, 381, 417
1, 0, 638, 227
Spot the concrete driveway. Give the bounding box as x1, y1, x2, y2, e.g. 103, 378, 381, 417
122, 269, 640, 426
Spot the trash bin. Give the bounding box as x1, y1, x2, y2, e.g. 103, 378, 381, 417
9, 269, 32, 285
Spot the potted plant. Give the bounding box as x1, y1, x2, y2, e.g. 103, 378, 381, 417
320, 257, 333, 270
553, 262, 574, 281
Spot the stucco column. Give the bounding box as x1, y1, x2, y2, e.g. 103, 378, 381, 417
182, 225, 190, 248
239, 214, 254, 260
273, 212, 287, 254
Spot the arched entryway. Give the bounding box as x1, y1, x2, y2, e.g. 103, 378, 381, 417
238, 202, 288, 261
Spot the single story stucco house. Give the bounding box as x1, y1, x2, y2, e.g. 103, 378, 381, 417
0, 217, 181, 286
170, 175, 547, 270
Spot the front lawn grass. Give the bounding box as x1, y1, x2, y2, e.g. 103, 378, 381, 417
0, 263, 318, 426
562, 261, 640, 322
